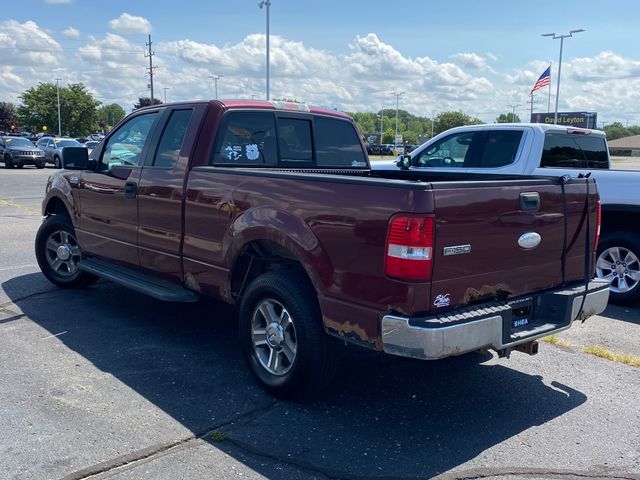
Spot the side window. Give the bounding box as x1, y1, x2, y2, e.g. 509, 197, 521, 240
541, 134, 586, 168
211, 112, 277, 165
414, 132, 479, 168
574, 136, 609, 169
101, 112, 158, 171
314, 116, 367, 167
152, 109, 193, 168
478, 130, 523, 168
277, 118, 313, 164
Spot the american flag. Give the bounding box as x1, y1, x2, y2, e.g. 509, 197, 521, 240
531, 66, 551, 94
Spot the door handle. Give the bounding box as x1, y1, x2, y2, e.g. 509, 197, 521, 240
520, 192, 540, 211
124, 181, 137, 199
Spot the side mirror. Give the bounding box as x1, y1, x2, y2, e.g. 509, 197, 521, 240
396, 154, 412, 170
61, 146, 89, 170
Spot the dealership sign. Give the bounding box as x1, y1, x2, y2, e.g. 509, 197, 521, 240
530, 112, 598, 129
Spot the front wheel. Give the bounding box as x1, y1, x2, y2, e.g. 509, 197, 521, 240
596, 231, 640, 305
35, 214, 97, 288
239, 270, 339, 400
36, 162, 45, 169
4, 154, 14, 169
53, 155, 61, 169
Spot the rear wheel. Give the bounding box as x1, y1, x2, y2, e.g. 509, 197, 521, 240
35, 214, 97, 288
239, 270, 339, 400
4, 154, 14, 169
596, 231, 640, 305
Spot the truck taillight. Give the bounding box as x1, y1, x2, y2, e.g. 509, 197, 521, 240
385, 215, 434, 281
594, 200, 601, 251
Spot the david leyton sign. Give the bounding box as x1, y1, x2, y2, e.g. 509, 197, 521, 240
530, 112, 598, 129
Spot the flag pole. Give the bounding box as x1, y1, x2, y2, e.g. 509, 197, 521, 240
548, 62, 552, 113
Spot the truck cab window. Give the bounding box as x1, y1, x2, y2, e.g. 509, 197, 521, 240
414, 132, 480, 168
152, 109, 193, 168
477, 130, 523, 168
101, 112, 158, 171
314, 116, 367, 168
574, 136, 609, 169
277, 118, 313, 164
541, 134, 587, 168
211, 112, 277, 166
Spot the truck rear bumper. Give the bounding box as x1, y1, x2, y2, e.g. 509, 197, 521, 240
381, 279, 610, 360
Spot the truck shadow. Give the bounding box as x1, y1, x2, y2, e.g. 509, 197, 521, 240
601, 304, 640, 325
3, 273, 587, 479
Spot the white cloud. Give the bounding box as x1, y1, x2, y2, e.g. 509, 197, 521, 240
62, 27, 80, 39
108, 13, 152, 34
0, 20, 61, 66
568, 51, 640, 81
451, 52, 491, 70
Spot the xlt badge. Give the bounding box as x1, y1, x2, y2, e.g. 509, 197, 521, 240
443, 244, 471, 256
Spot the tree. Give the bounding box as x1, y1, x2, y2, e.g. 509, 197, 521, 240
434, 111, 483, 135
0, 102, 16, 132
96, 103, 126, 130
17, 82, 100, 136
496, 112, 521, 123
133, 97, 163, 110
382, 127, 395, 144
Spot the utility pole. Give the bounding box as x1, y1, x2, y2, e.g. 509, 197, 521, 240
507, 103, 521, 121
145, 34, 156, 101
163, 87, 169, 103
431, 110, 436, 138
528, 94, 540, 120
379, 107, 384, 144
55, 78, 62, 136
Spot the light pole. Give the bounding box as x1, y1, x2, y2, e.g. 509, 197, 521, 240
258, 1, 271, 100
163, 87, 169, 103
209, 74, 223, 99
392, 92, 405, 152
507, 103, 521, 121
542, 29, 585, 124
431, 110, 436, 138
55, 78, 62, 136
379, 106, 384, 144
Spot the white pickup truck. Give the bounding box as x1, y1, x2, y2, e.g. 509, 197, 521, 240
375, 123, 640, 305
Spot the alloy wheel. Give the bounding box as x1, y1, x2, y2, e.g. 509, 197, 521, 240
596, 246, 640, 294
251, 298, 298, 376
44, 229, 82, 278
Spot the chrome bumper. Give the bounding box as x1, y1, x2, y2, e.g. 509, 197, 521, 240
381, 280, 610, 360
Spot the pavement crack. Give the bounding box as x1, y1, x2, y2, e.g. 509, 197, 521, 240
433, 467, 640, 480
60, 400, 280, 480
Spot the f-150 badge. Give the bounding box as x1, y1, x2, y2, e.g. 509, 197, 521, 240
443, 244, 471, 256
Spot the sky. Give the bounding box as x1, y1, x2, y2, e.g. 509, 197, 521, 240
2, 0, 640, 125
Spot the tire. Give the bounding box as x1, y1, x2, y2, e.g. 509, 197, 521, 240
35, 214, 98, 289
239, 270, 340, 400
36, 162, 45, 169
16, 164, 24, 169
4, 154, 14, 169
53, 155, 61, 169
596, 231, 640, 305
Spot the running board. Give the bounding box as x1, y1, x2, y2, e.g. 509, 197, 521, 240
78, 257, 200, 303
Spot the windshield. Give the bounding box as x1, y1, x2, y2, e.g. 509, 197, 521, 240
55, 139, 82, 148
4, 138, 34, 147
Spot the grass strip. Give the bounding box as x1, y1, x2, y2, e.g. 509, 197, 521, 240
583, 345, 640, 368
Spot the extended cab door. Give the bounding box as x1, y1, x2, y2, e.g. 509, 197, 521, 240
76, 110, 161, 267
136, 105, 205, 282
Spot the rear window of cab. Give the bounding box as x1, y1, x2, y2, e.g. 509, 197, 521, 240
210, 111, 368, 168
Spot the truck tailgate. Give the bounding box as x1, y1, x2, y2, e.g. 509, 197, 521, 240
429, 179, 596, 311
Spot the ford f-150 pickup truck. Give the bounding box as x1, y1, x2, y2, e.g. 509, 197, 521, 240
377, 123, 639, 304
36, 101, 608, 399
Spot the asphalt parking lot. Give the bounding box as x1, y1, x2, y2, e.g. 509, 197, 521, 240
1, 167, 639, 480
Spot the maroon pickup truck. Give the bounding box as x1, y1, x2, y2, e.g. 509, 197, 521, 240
36, 100, 609, 399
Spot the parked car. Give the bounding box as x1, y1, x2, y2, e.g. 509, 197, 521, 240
83, 141, 100, 154
378, 123, 640, 304
36, 137, 84, 168
36, 100, 607, 399
0, 136, 45, 168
